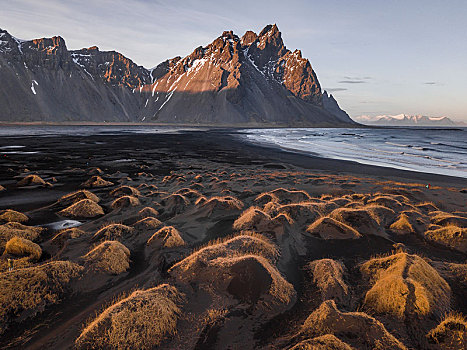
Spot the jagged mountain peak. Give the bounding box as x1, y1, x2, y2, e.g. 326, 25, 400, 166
0, 25, 354, 125
241, 30, 258, 46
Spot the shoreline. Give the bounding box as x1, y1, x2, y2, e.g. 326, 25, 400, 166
0, 129, 465, 186
224, 130, 467, 185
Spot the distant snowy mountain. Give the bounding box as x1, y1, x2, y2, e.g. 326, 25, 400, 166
353, 114, 464, 126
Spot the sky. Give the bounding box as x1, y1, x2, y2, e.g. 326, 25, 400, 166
1, 0, 466, 121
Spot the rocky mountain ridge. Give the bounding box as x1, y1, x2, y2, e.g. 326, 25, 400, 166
0, 25, 354, 126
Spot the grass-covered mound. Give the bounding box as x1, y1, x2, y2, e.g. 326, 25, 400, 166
58, 199, 104, 218
51, 227, 86, 244
424, 225, 467, 253
0, 209, 28, 224
146, 226, 185, 249
329, 207, 384, 237
81, 175, 114, 188
160, 193, 190, 216
75, 284, 182, 350
110, 185, 141, 198
427, 313, 466, 350
390, 213, 415, 234
0, 261, 83, 334
195, 196, 244, 217
289, 334, 354, 350
307, 259, 349, 304
300, 300, 406, 349
0, 222, 43, 249
138, 206, 159, 218
132, 217, 162, 231
17, 174, 46, 187
170, 234, 293, 310
361, 252, 451, 319
110, 195, 140, 210
233, 207, 291, 234
57, 189, 99, 207
82, 241, 130, 275
5, 236, 42, 260
306, 217, 361, 240
93, 223, 134, 242
430, 211, 467, 227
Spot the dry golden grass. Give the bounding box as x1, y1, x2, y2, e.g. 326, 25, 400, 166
269, 188, 312, 204
51, 227, 86, 244
329, 207, 383, 237
110, 195, 140, 210
57, 190, 99, 207
5, 236, 42, 260
361, 252, 451, 319
195, 195, 244, 217
161, 194, 190, 215
306, 217, 361, 240
0, 261, 83, 334
426, 313, 466, 349
390, 213, 415, 234
276, 202, 322, 224
307, 259, 349, 304
233, 207, 273, 232
93, 223, 133, 242
367, 195, 403, 210
430, 211, 467, 227
290, 334, 354, 350
132, 217, 162, 231
146, 226, 185, 249
17, 174, 46, 186
81, 175, 114, 188
172, 251, 294, 308
263, 200, 281, 216
110, 185, 141, 198
175, 187, 202, 199
416, 201, 439, 213
0, 209, 28, 224
424, 225, 467, 253
301, 300, 406, 350
83, 241, 130, 275
363, 204, 397, 226
59, 199, 104, 218
0, 222, 43, 249
191, 232, 278, 263
170, 234, 293, 309
254, 192, 279, 206
75, 284, 183, 350
138, 206, 159, 218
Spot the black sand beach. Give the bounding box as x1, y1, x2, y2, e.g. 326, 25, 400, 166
0, 129, 466, 349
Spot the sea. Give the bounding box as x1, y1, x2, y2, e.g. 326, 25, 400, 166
0, 125, 466, 179
242, 127, 467, 179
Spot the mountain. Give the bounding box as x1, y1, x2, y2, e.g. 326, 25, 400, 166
354, 114, 463, 126
0, 25, 354, 126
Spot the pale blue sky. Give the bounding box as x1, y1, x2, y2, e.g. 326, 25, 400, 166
1, 0, 466, 120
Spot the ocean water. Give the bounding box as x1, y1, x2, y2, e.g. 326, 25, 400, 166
242, 127, 467, 179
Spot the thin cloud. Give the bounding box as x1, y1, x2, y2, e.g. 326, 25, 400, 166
339, 80, 367, 84
326, 88, 348, 92
423, 81, 440, 85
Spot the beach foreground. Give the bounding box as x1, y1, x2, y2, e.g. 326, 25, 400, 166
0, 130, 466, 349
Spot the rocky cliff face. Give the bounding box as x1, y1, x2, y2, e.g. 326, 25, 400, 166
0, 25, 353, 126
